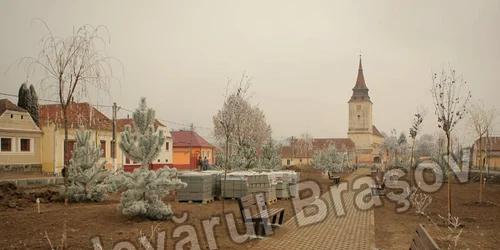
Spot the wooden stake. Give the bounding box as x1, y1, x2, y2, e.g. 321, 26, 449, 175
36, 198, 41, 214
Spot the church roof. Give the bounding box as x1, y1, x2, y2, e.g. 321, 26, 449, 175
353, 58, 368, 90
349, 57, 371, 102
372, 125, 383, 138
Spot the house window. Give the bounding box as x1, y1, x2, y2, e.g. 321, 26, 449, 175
125, 158, 130, 164
1, 138, 12, 152
100, 140, 106, 157
207, 151, 210, 158
21, 115, 24, 119
166, 142, 169, 151
20, 139, 30, 152
157, 159, 160, 162
299, 159, 302, 163
202, 151, 205, 158
165, 159, 168, 162
10, 114, 13, 118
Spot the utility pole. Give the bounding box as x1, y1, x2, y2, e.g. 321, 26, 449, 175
189, 123, 194, 171
112, 102, 120, 172
291, 136, 294, 165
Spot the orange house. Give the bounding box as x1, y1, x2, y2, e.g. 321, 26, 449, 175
171, 131, 214, 171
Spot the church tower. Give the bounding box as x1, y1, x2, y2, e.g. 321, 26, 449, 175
348, 57, 378, 163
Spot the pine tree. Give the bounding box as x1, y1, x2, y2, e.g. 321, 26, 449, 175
259, 138, 282, 170
60, 129, 107, 202
311, 146, 343, 172
28, 84, 40, 126
106, 97, 186, 220
17, 83, 31, 111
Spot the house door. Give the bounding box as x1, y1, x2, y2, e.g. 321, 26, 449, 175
287, 159, 291, 166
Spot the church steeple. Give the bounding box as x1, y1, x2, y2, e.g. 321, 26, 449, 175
349, 56, 371, 102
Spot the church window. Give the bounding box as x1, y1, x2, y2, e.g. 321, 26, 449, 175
357, 115, 360, 118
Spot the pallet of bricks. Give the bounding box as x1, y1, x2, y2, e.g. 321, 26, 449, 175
288, 171, 299, 198
273, 171, 292, 200
220, 171, 254, 199
247, 173, 277, 204
176, 172, 214, 204
202, 170, 223, 198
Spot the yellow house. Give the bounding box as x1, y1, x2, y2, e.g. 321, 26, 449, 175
39, 102, 123, 174
170, 130, 214, 171
473, 137, 500, 170
0, 99, 43, 175
281, 138, 356, 167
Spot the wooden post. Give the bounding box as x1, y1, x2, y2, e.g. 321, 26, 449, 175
36, 198, 41, 214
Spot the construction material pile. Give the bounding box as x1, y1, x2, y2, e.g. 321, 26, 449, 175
220, 171, 256, 198
247, 173, 277, 202
202, 170, 223, 197
176, 172, 213, 201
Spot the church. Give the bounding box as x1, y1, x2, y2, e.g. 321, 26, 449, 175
280, 57, 385, 167
347, 57, 384, 164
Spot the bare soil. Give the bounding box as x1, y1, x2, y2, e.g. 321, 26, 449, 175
374, 172, 500, 250
0, 170, 339, 250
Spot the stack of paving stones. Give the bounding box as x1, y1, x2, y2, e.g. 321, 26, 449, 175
247, 173, 277, 203
176, 172, 213, 202
220, 171, 255, 198
274, 172, 292, 199
288, 171, 300, 198
202, 170, 223, 197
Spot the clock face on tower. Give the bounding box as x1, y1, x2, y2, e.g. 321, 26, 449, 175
356, 105, 361, 111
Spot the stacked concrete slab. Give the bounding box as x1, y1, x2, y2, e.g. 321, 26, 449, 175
176, 172, 213, 201
247, 173, 277, 202
202, 170, 223, 197
220, 171, 256, 198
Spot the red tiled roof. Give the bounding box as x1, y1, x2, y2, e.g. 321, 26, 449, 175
281, 138, 355, 158
474, 137, 500, 151
117, 118, 166, 132
171, 131, 214, 148
0, 99, 27, 116
39, 103, 112, 130
372, 125, 384, 138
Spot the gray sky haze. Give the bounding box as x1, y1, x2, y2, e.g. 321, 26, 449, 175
1, 0, 499, 145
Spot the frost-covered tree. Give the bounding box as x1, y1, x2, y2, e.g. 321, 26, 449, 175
60, 129, 107, 202
295, 132, 313, 166
311, 146, 343, 173
259, 138, 282, 170
381, 130, 398, 167
106, 97, 186, 220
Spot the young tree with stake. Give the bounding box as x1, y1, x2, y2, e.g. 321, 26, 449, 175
431, 67, 471, 222
12, 20, 122, 248
468, 100, 497, 203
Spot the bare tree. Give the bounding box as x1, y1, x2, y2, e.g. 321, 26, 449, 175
409, 107, 427, 187
12, 20, 122, 248
213, 72, 252, 214
431, 67, 471, 222
295, 132, 314, 165
468, 100, 497, 203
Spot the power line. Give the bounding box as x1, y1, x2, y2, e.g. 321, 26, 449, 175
1, 92, 212, 131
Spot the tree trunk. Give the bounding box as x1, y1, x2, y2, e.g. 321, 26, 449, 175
409, 140, 415, 188
62, 106, 69, 249
479, 140, 483, 203
446, 133, 452, 222
222, 136, 229, 214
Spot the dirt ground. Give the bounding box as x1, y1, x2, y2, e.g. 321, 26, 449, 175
0, 170, 338, 250
374, 172, 500, 250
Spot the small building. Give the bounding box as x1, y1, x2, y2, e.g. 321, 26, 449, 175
281, 138, 356, 167
472, 137, 500, 170
39, 102, 122, 174
117, 118, 173, 171
0, 99, 43, 175
171, 130, 214, 171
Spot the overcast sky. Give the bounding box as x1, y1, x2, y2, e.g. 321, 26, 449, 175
1, 0, 499, 145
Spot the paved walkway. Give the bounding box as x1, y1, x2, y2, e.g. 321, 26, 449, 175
253, 168, 375, 250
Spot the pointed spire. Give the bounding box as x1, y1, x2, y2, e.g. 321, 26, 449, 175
349, 55, 371, 102
353, 55, 368, 90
